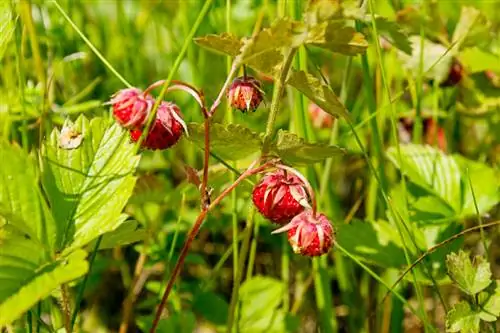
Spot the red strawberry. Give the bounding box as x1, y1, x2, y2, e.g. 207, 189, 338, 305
424, 118, 447, 152
252, 170, 309, 224
109, 88, 154, 128
308, 102, 334, 129
130, 101, 186, 150
227, 76, 263, 113
273, 210, 334, 257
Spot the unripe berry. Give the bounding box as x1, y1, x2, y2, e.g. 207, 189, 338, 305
252, 170, 309, 224
227, 76, 263, 113
109, 88, 154, 128
274, 210, 334, 257
129, 101, 186, 150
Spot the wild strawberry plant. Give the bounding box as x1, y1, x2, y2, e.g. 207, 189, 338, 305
0, 0, 499, 332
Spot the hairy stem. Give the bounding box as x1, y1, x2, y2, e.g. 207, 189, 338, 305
60, 285, 71, 333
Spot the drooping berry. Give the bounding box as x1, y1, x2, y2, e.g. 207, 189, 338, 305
129, 101, 186, 150
109, 88, 154, 128
227, 76, 263, 113
252, 170, 309, 224
308, 102, 334, 129
273, 210, 334, 257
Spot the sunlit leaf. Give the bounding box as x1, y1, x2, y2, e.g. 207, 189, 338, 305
459, 47, 500, 73
305, 20, 368, 55
478, 281, 500, 322
446, 301, 480, 333
0, 141, 59, 251
194, 32, 241, 57
372, 17, 412, 55
89, 219, 146, 249
0, 231, 88, 325
273, 130, 345, 165
336, 219, 407, 268
287, 70, 350, 119
446, 250, 492, 295
452, 6, 490, 51
186, 122, 262, 161
42, 116, 139, 252
0, 2, 14, 61
387, 144, 461, 213
397, 37, 453, 83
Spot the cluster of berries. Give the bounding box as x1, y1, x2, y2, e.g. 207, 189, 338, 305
109, 88, 187, 150
252, 169, 335, 257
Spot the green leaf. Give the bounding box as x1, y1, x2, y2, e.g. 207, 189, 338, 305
194, 32, 241, 57
41, 116, 139, 251
136, 312, 196, 333
0, 2, 15, 61
192, 291, 229, 325
397, 37, 453, 83
0, 231, 88, 325
446, 250, 492, 295
186, 122, 262, 161
478, 280, 500, 322
195, 19, 305, 76
452, 6, 490, 51
305, 20, 368, 55
0, 141, 59, 251
287, 70, 350, 119
387, 144, 462, 213
455, 156, 500, 218
459, 47, 500, 73
273, 130, 345, 165
239, 276, 285, 333
89, 219, 146, 250
336, 219, 407, 268
446, 301, 480, 333
372, 17, 412, 55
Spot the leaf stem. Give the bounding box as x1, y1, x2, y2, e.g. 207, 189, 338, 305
60, 284, 71, 333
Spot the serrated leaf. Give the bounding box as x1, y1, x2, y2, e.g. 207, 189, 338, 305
446, 250, 492, 295
287, 70, 350, 120
446, 301, 480, 333
0, 232, 88, 325
194, 32, 242, 57
273, 130, 344, 165
186, 122, 261, 161
305, 20, 368, 55
41, 116, 139, 252
0, 2, 15, 61
387, 144, 461, 213
0, 141, 59, 251
397, 37, 453, 83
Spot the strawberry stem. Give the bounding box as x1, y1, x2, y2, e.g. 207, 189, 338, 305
149, 159, 275, 333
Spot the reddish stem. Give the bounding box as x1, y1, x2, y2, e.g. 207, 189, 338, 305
149, 159, 275, 333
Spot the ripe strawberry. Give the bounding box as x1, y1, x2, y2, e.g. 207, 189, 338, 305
129, 101, 186, 150
273, 210, 334, 257
252, 170, 309, 224
308, 102, 334, 128
424, 118, 447, 152
109, 88, 154, 128
227, 76, 263, 113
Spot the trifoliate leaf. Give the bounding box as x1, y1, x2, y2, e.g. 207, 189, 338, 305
446, 250, 492, 295
273, 130, 345, 165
